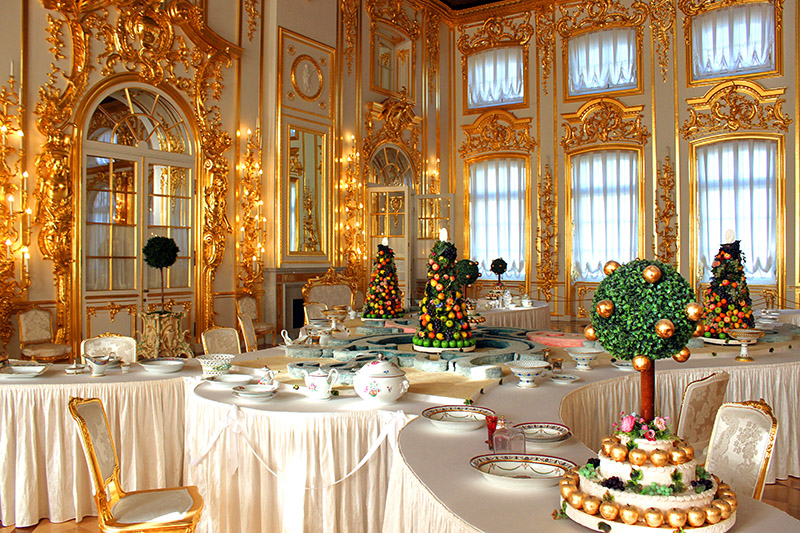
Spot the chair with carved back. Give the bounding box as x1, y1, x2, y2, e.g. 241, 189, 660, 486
201, 326, 241, 355
301, 267, 358, 315
80, 334, 137, 364
237, 315, 259, 353
18, 305, 72, 362
675, 371, 730, 461
68, 397, 204, 532
303, 302, 328, 325
705, 399, 778, 500
235, 294, 276, 346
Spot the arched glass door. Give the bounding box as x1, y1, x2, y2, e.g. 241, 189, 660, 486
81, 87, 195, 339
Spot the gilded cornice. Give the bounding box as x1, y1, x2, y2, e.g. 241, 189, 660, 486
456, 12, 533, 55
650, 0, 675, 83
561, 98, 650, 150
458, 109, 536, 159
679, 80, 792, 139
556, 0, 649, 37
366, 0, 421, 40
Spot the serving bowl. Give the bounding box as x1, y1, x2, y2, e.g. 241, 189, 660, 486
506, 360, 550, 388
196, 353, 235, 378
139, 358, 186, 374
564, 347, 604, 371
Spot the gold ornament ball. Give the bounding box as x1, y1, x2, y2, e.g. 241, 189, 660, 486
619, 505, 640, 525
599, 501, 621, 521
712, 499, 733, 519
666, 509, 688, 529
721, 496, 738, 513
655, 319, 676, 339
673, 347, 691, 363
704, 505, 722, 524
609, 443, 628, 462
650, 449, 669, 467
693, 323, 704, 337
680, 443, 695, 461
644, 507, 665, 528
643, 265, 663, 283
716, 482, 731, 492
717, 489, 736, 501
632, 355, 652, 372
584, 324, 598, 341
560, 483, 578, 500
603, 260, 621, 276
687, 507, 707, 527
560, 477, 577, 488
596, 299, 614, 318
628, 448, 648, 466
583, 496, 602, 516
668, 446, 688, 465
567, 490, 586, 510
686, 302, 704, 321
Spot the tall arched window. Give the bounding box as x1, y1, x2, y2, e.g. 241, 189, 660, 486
82, 86, 194, 330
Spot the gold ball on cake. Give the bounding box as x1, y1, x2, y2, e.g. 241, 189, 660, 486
680, 443, 695, 460
717, 482, 731, 492
628, 448, 648, 466
666, 509, 688, 528
668, 446, 688, 464
704, 504, 722, 524
685, 302, 704, 321
584, 324, 597, 341
712, 499, 733, 519
560, 483, 578, 499
644, 507, 665, 527
693, 322, 704, 337
642, 265, 662, 283
650, 449, 669, 467
596, 299, 614, 318
567, 490, 586, 510
619, 505, 640, 525
673, 347, 691, 362
721, 496, 738, 512
687, 507, 706, 527
603, 260, 620, 275
583, 496, 601, 515
632, 355, 652, 372
609, 444, 628, 462
717, 489, 736, 500
655, 319, 675, 338
599, 501, 621, 521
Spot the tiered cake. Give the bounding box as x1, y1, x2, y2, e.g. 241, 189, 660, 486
559, 415, 737, 531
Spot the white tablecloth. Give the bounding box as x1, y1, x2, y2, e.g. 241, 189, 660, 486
478, 302, 551, 330
0, 368, 187, 527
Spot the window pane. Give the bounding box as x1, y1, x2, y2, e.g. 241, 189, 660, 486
692, 3, 775, 80
571, 150, 639, 281
169, 258, 191, 288
86, 259, 109, 291
696, 138, 777, 282
467, 47, 525, 109
86, 225, 109, 258
568, 27, 637, 96
112, 226, 136, 257
112, 258, 136, 290
469, 158, 526, 280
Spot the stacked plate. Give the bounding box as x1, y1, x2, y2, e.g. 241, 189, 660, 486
421, 405, 496, 431
205, 373, 252, 389
233, 384, 278, 402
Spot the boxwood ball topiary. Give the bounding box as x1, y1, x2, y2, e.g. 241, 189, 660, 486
591, 259, 697, 361
142, 236, 180, 270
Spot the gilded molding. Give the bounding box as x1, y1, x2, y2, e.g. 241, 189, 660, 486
425, 8, 440, 104
650, 0, 675, 82
679, 80, 792, 139
561, 98, 650, 151
458, 109, 536, 159
534, 4, 555, 95
653, 155, 677, 265
456, 11, 533, 55
341, 0, 359, 76
341, 148, 367, 281
556, 0, 649, 36
244, 0, 260, 42
237, 128, 265, 296
36, 0, 242, 341
366, 0, 421, 41
536, 164, 558, 303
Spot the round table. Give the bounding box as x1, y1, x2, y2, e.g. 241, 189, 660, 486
475, 301, 551, 330
0, 363, 192, 527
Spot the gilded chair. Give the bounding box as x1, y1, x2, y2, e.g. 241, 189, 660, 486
18, 305, 72, 362
201, 326, 241, 355
676, 371, 730, 461
237, 315, 258, 353
705, 399, 778, 500
301, 267, 358, 312
81, 334, 137, 364
68, 397, 203, 532
235, 294, 276, 346
303, 302, 328, 324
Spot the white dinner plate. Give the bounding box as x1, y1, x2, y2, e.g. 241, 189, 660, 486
233, 384, 279, 397
0, 360, 51, 378
469, 453, 576, 489
205, 374, 253, 389
550, 373, 580, 385
421, 405, 495, 431
514, 422, 571, 443
233, 390, 276, 402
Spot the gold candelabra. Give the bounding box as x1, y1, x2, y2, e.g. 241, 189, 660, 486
0, 73, 31, 352
237, 127, 266, 295
340, 134, 366, 278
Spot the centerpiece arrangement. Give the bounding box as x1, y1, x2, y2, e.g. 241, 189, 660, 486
412, 230, 476, 352
699, 240, 755, 342
559, 259, 737, 532
362, 240, 404, 319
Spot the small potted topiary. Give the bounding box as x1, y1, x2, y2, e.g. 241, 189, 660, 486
490, 257, 507, 290
142, 236, 180, 311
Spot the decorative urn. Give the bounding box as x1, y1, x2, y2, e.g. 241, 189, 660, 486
353, 355, 410, 404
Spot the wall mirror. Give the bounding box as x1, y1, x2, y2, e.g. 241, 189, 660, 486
285, 123, 328, 257
370, 22, 415, 101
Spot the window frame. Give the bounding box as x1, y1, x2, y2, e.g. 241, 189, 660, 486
461, 43, 529, 114
684, 0, 783, 87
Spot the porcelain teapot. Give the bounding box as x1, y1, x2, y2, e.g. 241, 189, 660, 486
301, 367, 339, 400
257, 365, 276, 386
353, 355, 409, 404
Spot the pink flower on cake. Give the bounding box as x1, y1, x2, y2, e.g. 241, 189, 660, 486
653, 417, 667, 431
644, 429, 656, 441
620, 415, 636, 432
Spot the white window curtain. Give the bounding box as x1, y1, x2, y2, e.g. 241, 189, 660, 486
572, 150, 638, 281
467, 47, 524, 109
469, 158, 526, 280
692, 2, 775, 79
696, 138, 777, 283
568, 27, 637, 97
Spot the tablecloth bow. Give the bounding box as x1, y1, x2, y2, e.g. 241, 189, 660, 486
188, 406, 413, 489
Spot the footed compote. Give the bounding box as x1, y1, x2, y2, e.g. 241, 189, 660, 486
564, 347, 604, 371
726, 328, 765, 362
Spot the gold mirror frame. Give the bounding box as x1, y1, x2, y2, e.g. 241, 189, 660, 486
680, 0, 784, 87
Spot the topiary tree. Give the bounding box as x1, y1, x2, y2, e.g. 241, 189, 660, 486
362, 243, 404, 319
586, 259, 703, 422
142, 236, 180, 311
700, 240, 755, 340
490, 258, 507, 285
455, 259, 480, 293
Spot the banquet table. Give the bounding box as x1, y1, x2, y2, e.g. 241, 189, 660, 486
0, 364, 190, 527
475, 301, 551, 330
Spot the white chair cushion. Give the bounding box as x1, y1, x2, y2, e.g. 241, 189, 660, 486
112, 488, 194, 524
21, 343, 71, 359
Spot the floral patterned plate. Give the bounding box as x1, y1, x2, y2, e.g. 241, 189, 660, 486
470, 453, 576, 489
514, 422, 571, 442
421, 405, 496, 431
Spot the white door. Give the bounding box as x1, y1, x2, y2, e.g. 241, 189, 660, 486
368, 186, 411, 308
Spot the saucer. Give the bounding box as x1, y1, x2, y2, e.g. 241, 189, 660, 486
550, 373, 580, 385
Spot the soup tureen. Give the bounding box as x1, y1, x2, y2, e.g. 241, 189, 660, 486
353, 355, 409, 404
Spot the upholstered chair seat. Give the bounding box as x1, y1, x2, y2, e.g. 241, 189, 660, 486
21, 343, 72, 361
111, 487, 198, 524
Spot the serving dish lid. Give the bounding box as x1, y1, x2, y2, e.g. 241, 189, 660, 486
356, 355, 404, 378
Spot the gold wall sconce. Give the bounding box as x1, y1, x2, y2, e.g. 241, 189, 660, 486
237, 127, 267, 295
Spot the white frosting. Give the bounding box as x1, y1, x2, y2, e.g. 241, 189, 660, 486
598, 451, 697, 486
579, 474, 717, 514
617, 436, 677, 453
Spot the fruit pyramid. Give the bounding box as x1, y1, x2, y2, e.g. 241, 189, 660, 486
700, 240, 755, 340
362, 243, 404, 319
412, 239, 476, 351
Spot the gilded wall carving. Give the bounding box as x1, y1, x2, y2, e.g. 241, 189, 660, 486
679, 80, 792, 139
534, 4, 555, 95
650, 0, 675, 82
36, 0, 242, 342
536, 164, 558, 303
341, 0, 359, 76
238, 128, 265, 296
561, 98, 650, 150
363, 90, 422, 189
424, 8, 440, 104
556, 0, 649, 35
244, 0, 260, 42
366, 0, 421, 42
654, 155, 677, 265
456, 12, 533, 54
281, 32, 334, 119
458, 110, 536, 159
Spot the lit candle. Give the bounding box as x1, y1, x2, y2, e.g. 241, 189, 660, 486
21, 246, 28, 271
4, 239, 10, 260
9, 60, 13, 78
7, 193, 13, 212
22, 171, 27, 193
439, 227, 448, 242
